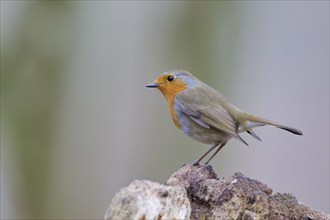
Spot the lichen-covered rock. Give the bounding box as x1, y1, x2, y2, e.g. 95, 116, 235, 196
166, 164, 328, 220
104, 179, 191, 220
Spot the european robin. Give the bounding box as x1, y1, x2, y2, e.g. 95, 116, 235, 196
146, 70, 303, 165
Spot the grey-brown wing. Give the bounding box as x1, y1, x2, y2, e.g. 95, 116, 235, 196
176, 86, 240, 139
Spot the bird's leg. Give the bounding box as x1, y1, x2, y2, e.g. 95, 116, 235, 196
193, 142, 220, 166
204, 142, 227, 164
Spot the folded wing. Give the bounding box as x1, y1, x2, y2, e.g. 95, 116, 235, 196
176, 85, 249, 145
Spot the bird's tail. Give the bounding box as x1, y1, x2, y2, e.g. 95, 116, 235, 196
237, 111, 303, 137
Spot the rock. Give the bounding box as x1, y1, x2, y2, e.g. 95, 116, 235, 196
105, 164, 329, 220
105, 179, 191, 220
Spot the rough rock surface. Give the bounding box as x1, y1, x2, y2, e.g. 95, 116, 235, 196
105, 164, 329, 220
166, 164, 328, 220
104, 179, 191, 220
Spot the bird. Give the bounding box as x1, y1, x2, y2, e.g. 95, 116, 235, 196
146, 70, 303, 166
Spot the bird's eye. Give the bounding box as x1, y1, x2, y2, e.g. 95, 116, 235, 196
167, 75, 175, 82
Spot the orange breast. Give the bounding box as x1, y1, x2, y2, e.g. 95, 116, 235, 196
169, 97, 181, 129
158, 82, 187, 129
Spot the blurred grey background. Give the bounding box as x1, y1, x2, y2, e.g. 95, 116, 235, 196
1, 1, 329, 219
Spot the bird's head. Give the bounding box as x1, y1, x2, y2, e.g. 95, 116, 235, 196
146, 70, 197, 101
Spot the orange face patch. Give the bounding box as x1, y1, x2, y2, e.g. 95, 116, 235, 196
153, 73, 187, 103
152, 73, 187, 129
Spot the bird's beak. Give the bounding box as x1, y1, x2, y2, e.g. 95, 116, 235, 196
146, 83, 160, 88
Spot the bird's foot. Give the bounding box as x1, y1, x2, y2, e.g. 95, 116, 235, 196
192, 161, 200, 166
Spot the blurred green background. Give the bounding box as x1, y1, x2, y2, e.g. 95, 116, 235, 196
1, 1, 329, 219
